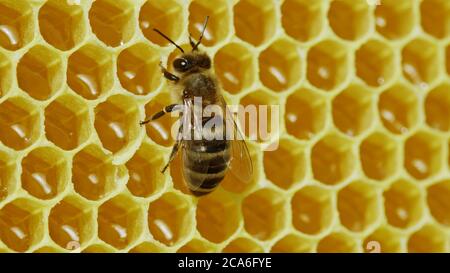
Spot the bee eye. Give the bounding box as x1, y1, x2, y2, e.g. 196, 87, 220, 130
173, 58, 190, 72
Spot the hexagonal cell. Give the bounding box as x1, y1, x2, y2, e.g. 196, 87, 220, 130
38, 0, 85, 51
0, 52, 12, 97
281, 0, 323, 42
222, 237, 263, 253
34, 246, 61, 253
355, 40, 395, 87
148, 192, 193, 246
21, 146, 69, 200
17, 45, 63, 101
0, 97, 40, 150
233, 0, 276, 46
285, 88, 326, 140
67, 44, 113, 100
94, 94, 140, 154
48, 195, 94, 249
189, 0, 230, 47
402, 39, 439, 88
328, 0, 370, 41
306, 40, 349, 91
425, 83, 450, 131
242, 189, 286, 241
378, 84, 419, 134
332, 84, 374, 137
317, 232, 359, 253
196, 190, 240, 243
0, 0, 34, 51
117, 43, 161, 95
129, 241, 166, 253
72, 144, 126, 201
89, 0, 134, 47
263, 138, 305, 189
45, 94, 90, 150
375, 0, 415, 40
139, 0, 183, 47
384, 179, 424, 229
404, 132, 443, 180
408, 224, 447, 253
360, 132, 399, 181
427, 180, 450, 226
0, 152, 16, 201
259, 39, 301, 92
311, 134, 355, 185
0, 199, 44, 252
214, 43, 255, 94
363, 226, 403, 253
98, 194, 143, 249
271, 234, 315, 253
291, 186, 333, 235
338, 181, 380, 232
420, 0, 450, 39
82, 244, 116, 253
177, 238, 217, 253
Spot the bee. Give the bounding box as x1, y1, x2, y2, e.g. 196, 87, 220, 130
140, 17, 253, 196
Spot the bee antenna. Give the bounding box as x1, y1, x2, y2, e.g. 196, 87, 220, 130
192, 16, 209, 51
153, 28, 184, 53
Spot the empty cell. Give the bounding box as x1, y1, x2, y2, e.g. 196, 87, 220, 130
0, 97, 40, 150
82, 244, 115, 253
427, 180, 450, 226
17, 45, 63, 101
360, 132, 398, 181
34, 246, 61, 253
263, 138, 305, 189
271, 234, 314, 253
291, 186, 333, 235
45, 94, 90, 150
148, 192, 193, 246
328, 0, 370, 41
117, 43, 161, 95
408, 225, 447, 253
0, 52, 12, 97
363, 226, 403, 253
177, 238, 217, 253
233, 0, 276, 46
378, 84, 419, 134
375, 0, 415, 40
384, 179, 424, 229
98, 195, 143, 249
242, 189, 287, 241
89, 0, 134, 47
285, 88, 327, 140
21, 146, 69, 200
126, 143, 165, 198
95, 94, 139, 153
311, 134, 355, 185
420, 0, 450, 39
0, 152, 17, 201
139, 0, 183, 47
214, 43, 255, 94
0, 199, 44, 252
0, 0, 34, 51
129, 242, 166, 253
338, 181, 381, 232
355, 40, 395, 87
196, 190, 240, 243
222, 237, 263, 253
72, 144, 125, 200
402, 39, 439, 88
67, 44, 113, 100
332, 85, 374, 137
317, 232, 359, 253
189, 0, 230, 47
48, 195, 93, 249
307, 40, 349, 91
281, 0, 323, 42
425, 83, 450, 132
404, 132, 443, 180
38, 0, 85, 51
259, 39, 301, 92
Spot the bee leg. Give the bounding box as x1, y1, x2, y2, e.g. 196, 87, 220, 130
159, 62, 179, 82
161, 141, 180, 173
139, 104, 180, 126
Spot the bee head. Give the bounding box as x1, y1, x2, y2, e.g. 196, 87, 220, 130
173, 53, 211, 73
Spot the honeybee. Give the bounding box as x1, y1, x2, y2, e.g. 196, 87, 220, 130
140, 17, 253, 196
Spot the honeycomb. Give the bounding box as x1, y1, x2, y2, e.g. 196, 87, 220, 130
0, 0, 449, 253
